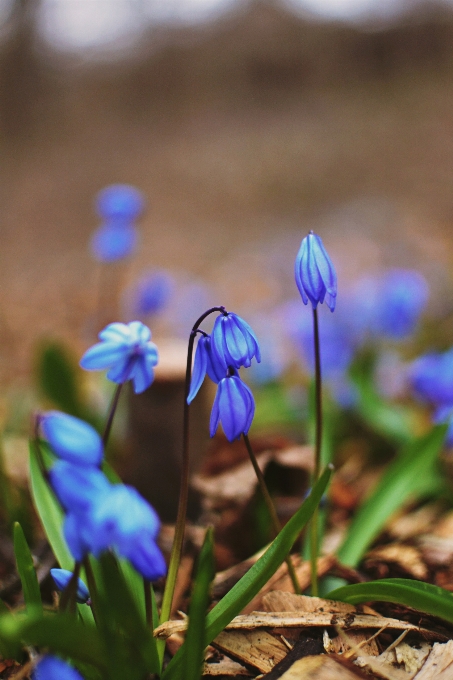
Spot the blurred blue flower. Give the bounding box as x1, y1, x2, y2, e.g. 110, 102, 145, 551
40, 412, 103, 467
294, 231, 337, 312
50, 568, 90, 604
96, 184, 144, 222
80, 321, 158, 394
33, 655, 84, 680
409, 349, 453, 406
210, 374, 255, 441
433, 405, 453, 447
211, 312, 261, 370
49, 461, 110, 514
187, 334, 227, 404
131, 269, 174, 317
90, 224, 138, 262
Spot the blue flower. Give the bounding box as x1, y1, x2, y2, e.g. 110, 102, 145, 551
211, 312, 261, 370
50, 568, 90, 604
210, 374, 255, 441
294, 231, 337, 312
33, 655, 84, 680
90, 224, 138, 262
187, 334, 227, 404
49, 461, 110, 513
131, 269, 174, 317
434, 405, 453, 447
80, 321, 158, 394
96, 184, 144, 222
409, 349, 453, 406
40, 412, 103, 467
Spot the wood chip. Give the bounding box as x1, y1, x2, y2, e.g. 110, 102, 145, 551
388, 505, 442, 541
276, 654, 367, 679
203, 655, 253, 676
262, 592, 377, 617
213, 630, 288, 673
413, 640, 453, 680
364, 544, 428, 581
154, 611, 445, 641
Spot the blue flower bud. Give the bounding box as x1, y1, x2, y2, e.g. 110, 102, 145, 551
294, 231, 337, 311
212, 313, 261, 370
49, 461, 110, 514
187, 334, 227, 404
80, 321, 159, 394
96, 184, 144, 222
50, 568, 90, 604
210, 374, 255, 442
33, 655, 84, 680
40, 412, 103, 467
90, 224, 138, 262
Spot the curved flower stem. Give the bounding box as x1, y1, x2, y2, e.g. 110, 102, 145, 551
243, 434, 300, 594
102, 383, 123, 448
310, 307, 322, 596
59, 561, 81, 615
159, 307, 227, 647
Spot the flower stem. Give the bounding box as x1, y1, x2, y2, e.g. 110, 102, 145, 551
144, 579, 153, 629
243, 434, 300, 594
310, 306, 322, 596
159, 307, 227, 644
83, 558, 99, 625
102, 383, 123, 448
59, 561, 81, 615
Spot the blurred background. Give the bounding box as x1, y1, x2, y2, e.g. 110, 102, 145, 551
2, 0, 453, 384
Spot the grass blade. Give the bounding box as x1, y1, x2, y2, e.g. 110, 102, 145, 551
163, 464, 333, 680
337, 425, 447, 567
327, 578, 453, 626
13, 523, 42, 615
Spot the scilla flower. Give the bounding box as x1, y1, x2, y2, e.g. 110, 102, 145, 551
50, 568, 90, 604
40, 412, 103, 467
409, 349, 453, 406
96, 184, 144, 223
187, 334, 226, 404
80, 321, 158, 394
33, 656, 84, 680
91, 224, 138, 262
295, 231, 337, 311
210, 373, 255, 442
49, 461, 111, 513
211, 312, 261, 370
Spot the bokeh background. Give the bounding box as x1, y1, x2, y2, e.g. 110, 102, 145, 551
2, 0, 453, 385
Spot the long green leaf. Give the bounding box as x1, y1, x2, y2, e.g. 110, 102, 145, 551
13, 523, 42, 615
163, 465, 333, 680
184, 528, 215, 680
337, 425, 447, 567
36, 342, 85, 419
327, 578, 453, 626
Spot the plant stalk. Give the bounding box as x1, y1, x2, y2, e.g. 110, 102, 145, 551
102, 383, 123, 448
59, 561, 81, 615
310, 307, 322, 596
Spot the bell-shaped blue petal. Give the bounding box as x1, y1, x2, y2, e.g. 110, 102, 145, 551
49, 461, 110, 514
90, 224, 138, 262
188, 335, 209, 404
50, 568, 90, 604
63, 513, 92, 562
295, 232, 337, 312
96, 184, 144, 222
80, 321, 158, 394
212, 313, 261, 370
33, 655, 85, 680
210, 375, 255, 441
121, 534, 167, 582
41, 412, 103, 467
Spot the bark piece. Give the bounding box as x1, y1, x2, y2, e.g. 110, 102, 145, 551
213, 630, 288, 673
413, 641, 453, 680
276, 654, 368, 679
203, 654, 253, 676
260, 637, 324, 680
262, 592, 377, 616
364, 544, 428, 580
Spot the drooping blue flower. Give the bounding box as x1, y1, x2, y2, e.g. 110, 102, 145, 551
33, 655, 84, 680
187, 334, 227, 404
50, 568, 90, 604
409, 349, 453, 406
96, 184, 144, 222
90, 224, 138, 262
294, 231, 337, 312
131, 269, 174, 317
80, 321, 158, 394
211, 312, 261, 370
40, 412, 103, 467
49, 461, 110, 514
210, 374, 255, 442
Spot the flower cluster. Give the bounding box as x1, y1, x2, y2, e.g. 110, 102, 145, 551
80, 321, 159, 394
188, 312, 260, 441
90, 184, 144, 262
41, 412, 166, 581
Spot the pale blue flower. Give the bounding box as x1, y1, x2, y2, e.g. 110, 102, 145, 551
96, 184, 144, 222
90, 224, 138, 262
49, 461, 110, 513
40, 412, 103, 467
294, 231, 337, 312
80, 321, 158, 394
131, 269, 174, 317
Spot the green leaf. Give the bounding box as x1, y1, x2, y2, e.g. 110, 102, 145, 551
163, 464, 333, 680
13, 523, 42, 615
337, 425, 447, 567
327, 578, 453, 626
36, 342, 85, 419
0, 611, 107, 672
184, 528, 215, 680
